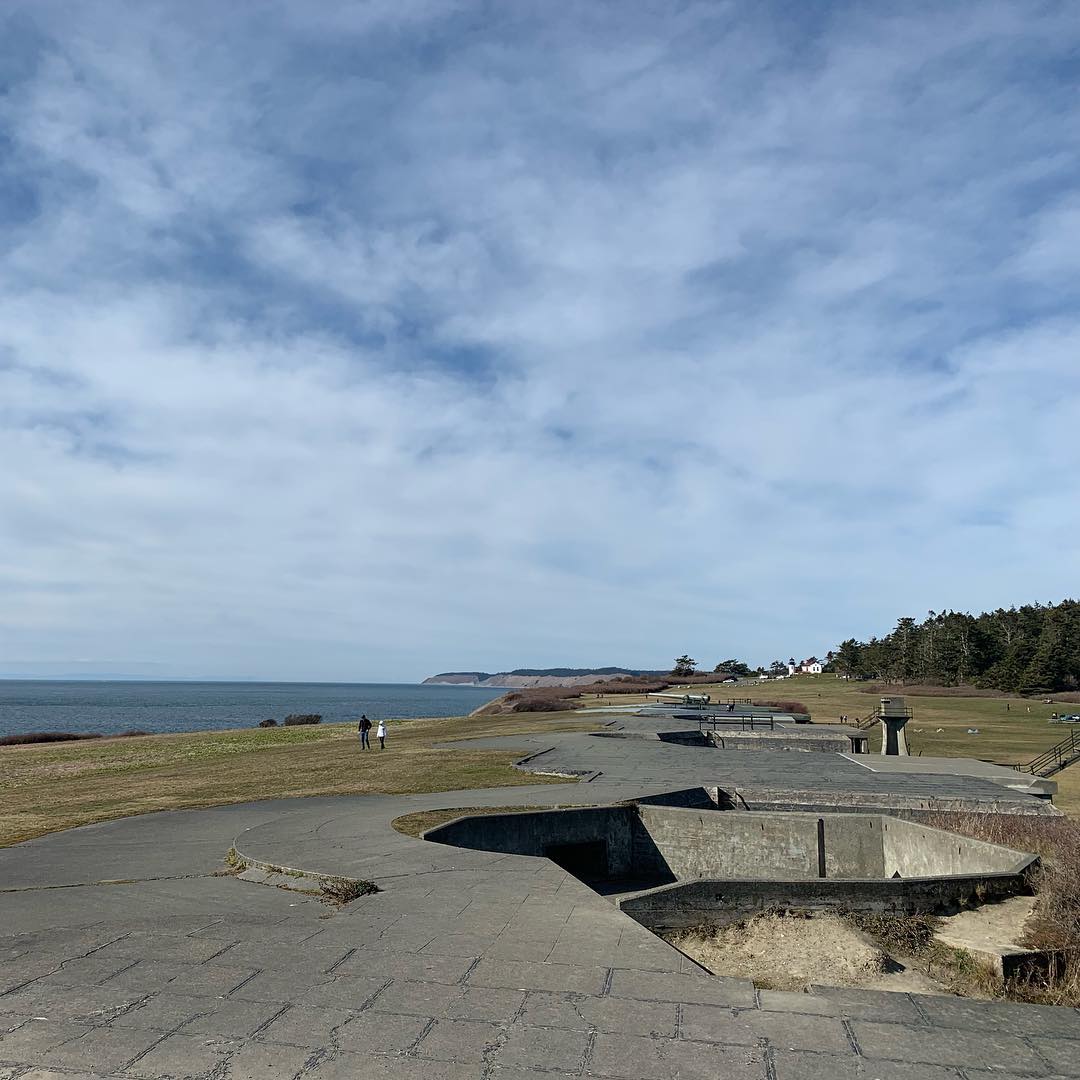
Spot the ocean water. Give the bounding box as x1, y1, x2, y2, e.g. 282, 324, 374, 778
0, 681, 507, 739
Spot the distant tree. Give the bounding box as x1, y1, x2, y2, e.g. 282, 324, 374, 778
769, 660, 788, 677
672, 655, 697, 677
833, 639, 863, 678
826, 599, 1080, 692
713, 659, 752, 678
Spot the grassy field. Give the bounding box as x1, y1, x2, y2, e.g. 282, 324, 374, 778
5, 675, 1080, 847
585, 674, 1080, 814
0, 712, 591, 848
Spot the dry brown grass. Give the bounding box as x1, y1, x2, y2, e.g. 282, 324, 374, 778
920, 811, 1080, 1005
0, 712, 596, 847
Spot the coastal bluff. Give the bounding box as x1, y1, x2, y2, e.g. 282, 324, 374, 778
423, 666, 663, 688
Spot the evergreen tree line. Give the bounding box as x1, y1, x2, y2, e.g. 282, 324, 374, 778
827, 600, 1080, 693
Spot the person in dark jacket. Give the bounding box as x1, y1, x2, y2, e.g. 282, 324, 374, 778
358, 714, 372, 750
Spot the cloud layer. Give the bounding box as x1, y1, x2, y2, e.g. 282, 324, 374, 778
2, 1, 1079, 680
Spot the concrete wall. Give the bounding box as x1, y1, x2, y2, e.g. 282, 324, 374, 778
719, 786, 1060, 818
424, 804, 1035, 892
705, 730, 851, 753
424, 807, 636, 877
880, 817, 1034, 877
822, 815, 886, 878
618, 871, 1035, 932
635, 807, 894, 880
635, 806, 822, 880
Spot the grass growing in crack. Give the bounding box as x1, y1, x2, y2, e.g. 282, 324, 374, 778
319, 876, 378, 905
222, 847, 248, 874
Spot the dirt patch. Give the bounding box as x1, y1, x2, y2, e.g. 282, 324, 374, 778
667, 912, 951, 994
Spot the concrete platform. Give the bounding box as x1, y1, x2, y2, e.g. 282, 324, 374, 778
1, 722, 1077, 1078
842, 753, 1059, 800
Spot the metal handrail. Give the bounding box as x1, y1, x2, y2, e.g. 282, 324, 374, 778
698, 713, 777, 732
1017, 729, 1080, 776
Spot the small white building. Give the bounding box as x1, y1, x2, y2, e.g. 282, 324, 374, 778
787, 657, 824, 676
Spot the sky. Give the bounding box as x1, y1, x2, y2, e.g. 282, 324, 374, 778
2, 1, 1080, 682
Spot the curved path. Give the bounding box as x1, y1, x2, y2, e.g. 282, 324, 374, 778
1, 723, 1078, 1080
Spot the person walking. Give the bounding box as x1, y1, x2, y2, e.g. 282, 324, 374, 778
376, 718, 387, 750
358, 714, 371, 750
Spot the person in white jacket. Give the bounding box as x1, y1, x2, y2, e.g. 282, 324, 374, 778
376, 719, 387, 750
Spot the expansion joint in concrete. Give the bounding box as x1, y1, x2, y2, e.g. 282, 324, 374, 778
579, 1028, 600, 1075
204, 939, 240, 963
224, 967, 265, 997
293, 1044, 334, 1079
1022, 1032, 1063, 1076
325, 946, 357, 974
762, 1039, 779, 1080
0, 930, 132, 998
841, 1017, 862, 1056
0, 872, 213, 893
907, 992, 934, 1025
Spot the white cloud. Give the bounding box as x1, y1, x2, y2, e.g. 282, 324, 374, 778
1, 1, 1080, 679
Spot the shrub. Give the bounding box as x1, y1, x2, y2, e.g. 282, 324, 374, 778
507, 688, 585, 712
0, 732, 104, 746
512, 695, 583, 712
117, 729, 150, 738
283, 714, 322, 726
258, 718, 278, 728
589, 678, 673, 695
756, 700, 810, 715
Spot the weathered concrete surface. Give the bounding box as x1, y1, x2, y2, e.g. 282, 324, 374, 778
933, 896, 1063, 979
448, 718, 1061, 816
706, 728, 852, 752
426, 805, 1035, 885
617, 872, 1037, 933
843, 753, 1059, 799
1, 723, 1077, 1078
881, 817, 1034, 877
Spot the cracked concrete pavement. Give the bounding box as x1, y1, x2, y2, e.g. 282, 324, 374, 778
1, 721, 1078, 1078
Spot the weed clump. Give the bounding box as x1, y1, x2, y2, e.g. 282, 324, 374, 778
223, 847, 248, 873
283, 714, 322, 726
320, 876, 378, 905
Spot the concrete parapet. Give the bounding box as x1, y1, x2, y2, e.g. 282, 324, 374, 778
617, 871, 1035, 933
424, 802, 1038, 926
705, 730, 852, 753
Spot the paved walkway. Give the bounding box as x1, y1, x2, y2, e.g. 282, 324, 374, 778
1, 722, 1077, 1079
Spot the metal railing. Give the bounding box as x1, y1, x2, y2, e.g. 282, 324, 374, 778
1016, 728, 1080, 777
698, 713, 777, 732
837, 711, 882, 730
841, 708, 912, 731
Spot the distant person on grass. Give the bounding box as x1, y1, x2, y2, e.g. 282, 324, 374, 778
377, 719, 387, 750
358, 714, 372, 750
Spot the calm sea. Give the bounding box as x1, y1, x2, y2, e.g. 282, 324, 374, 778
0, 681, 506, 739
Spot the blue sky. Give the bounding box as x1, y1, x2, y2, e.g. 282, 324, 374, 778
2, 1, 1079, 681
